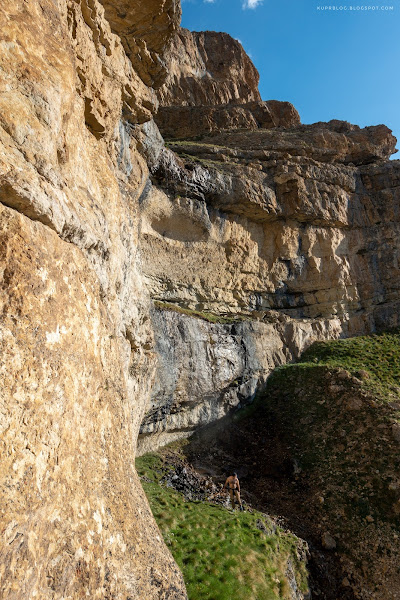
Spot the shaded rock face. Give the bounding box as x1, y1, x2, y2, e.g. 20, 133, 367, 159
138, 307, 341, 455
137, 26, 400, 450
0, 0, 186, 598
155, 100, 301, 140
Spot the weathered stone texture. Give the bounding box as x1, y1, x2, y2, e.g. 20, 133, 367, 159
158, 28, 261, 107
0, 0, 186, 597
155, 100, 301, 140
137, 25, 400, 449
0, 206, 184, 599
98, 0, 181, 89
155, 28, 300, 139
138, 308, 341, 454
141, 143, 400, 330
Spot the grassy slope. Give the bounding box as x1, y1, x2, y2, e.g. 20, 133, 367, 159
260, 330, 400, 597
136, 453, 309, 600
300, 330, 400, 401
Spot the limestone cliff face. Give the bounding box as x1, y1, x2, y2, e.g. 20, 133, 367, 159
2, 0, 400, 593
98, 0, 181, 89
158, 28, 261, 107
137, 27, 400, 451
0, 0, 186, 598
138, 307, 341, 454
156, 28, 299, 138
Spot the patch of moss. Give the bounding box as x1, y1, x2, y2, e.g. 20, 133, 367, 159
153, 300, 246, 325
165, 140, 229, 151
167, 149, 230, 170
136, 452, 309, 600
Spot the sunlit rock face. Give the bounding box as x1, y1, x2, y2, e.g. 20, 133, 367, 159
137, 24, 400, 451
158, 28, 262, 107
98, 0, 182, 89
2, 0, 400, 592
0, 0, 186, 598
155, 28, 300, 138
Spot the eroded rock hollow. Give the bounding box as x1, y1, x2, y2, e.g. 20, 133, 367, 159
0, 0, 399, 598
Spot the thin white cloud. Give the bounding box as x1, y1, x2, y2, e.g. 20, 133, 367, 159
242, 0, 263, 8
204, 0, 216, 3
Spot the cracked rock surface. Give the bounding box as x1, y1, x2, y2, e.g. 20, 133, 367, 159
138, 45, 400, 449
0, 0, 185, 598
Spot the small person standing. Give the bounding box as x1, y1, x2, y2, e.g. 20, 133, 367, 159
223, 471, 244, 511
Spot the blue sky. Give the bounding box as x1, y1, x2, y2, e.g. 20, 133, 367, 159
181, 0, 400, 155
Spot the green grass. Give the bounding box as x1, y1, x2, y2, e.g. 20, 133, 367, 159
300, 330, 400, 401
259, 330, 400, 538
154, 300, 246, 325
165, 141, 230, 150
214, 329, 400, 597
136, 453, 309, 600
164, 141, 237, 168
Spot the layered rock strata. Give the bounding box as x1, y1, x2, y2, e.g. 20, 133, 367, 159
2, 0, 400, 595
0, 0, 186, 597
136, 28, 400, 450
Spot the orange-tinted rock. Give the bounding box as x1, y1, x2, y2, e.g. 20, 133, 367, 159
155, 100, 300, 139
0, 205, 185, 599
158, 28, 261, 107
98, 0, 182, 88
175, 120, 396, 163
0, 0, 186, 598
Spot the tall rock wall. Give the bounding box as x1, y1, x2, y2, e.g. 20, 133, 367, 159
138, 306, 341, 454
137, 27, 400, 451
157, 28, 261, 107
2, 0, 400, 593
0, 0, 186, 598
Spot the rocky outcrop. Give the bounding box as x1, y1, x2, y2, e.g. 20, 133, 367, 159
155, 28, 299, 139
158, 28, 261, 107
155, 100, 301, 140
98, 0, 181, 88
0, 0, 186, 598
138, 306, 341, 454
136, 27, 399, 450
137, 124, 400, 444
140, 126, 398, 323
